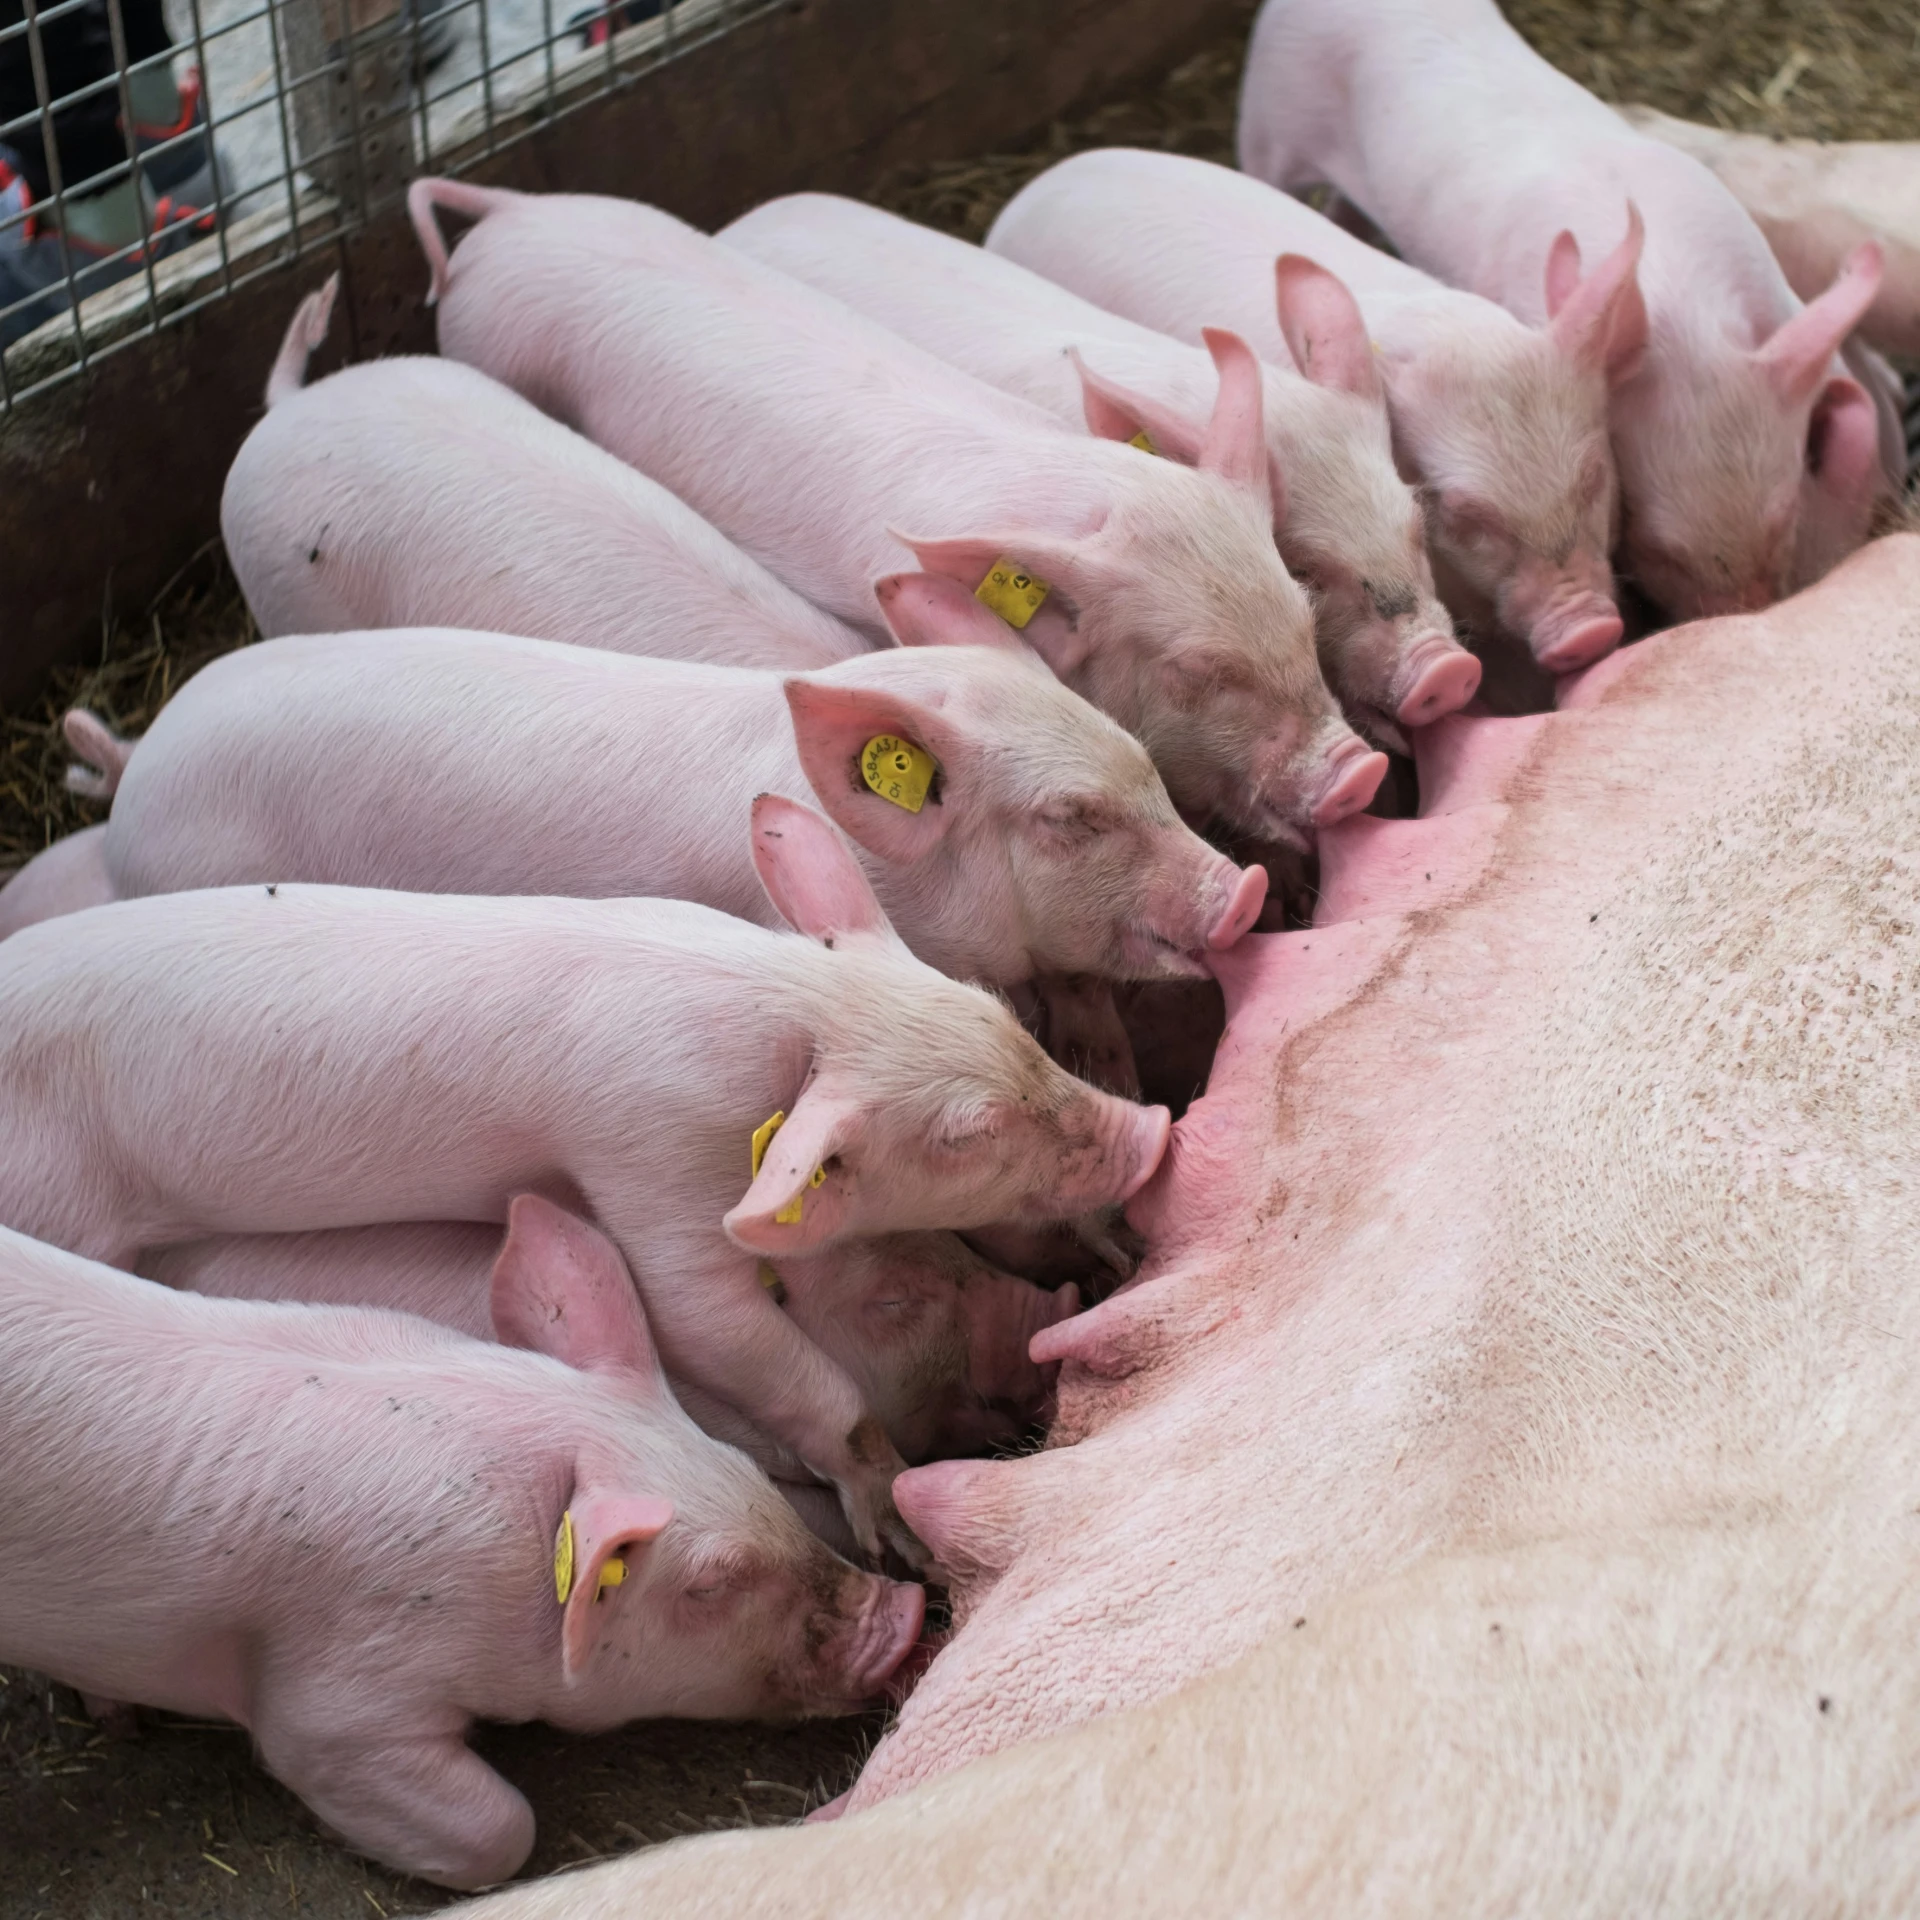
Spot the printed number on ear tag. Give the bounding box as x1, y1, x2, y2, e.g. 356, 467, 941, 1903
554, 1510, 576, 1605
1128, 428, 1158, 455
860, 734, 935, 814
974, 557, 1051, 630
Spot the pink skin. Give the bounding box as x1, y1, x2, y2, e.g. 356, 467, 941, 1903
987, 149, 1640, 677
0, 822, 110, 940
0, 821, 1165, 1568
719, 191, 1475, 751
1238, 0, 1897, 618
223, 275, 867, 669
0, 1202, 920, 1889
409, 180, 1365, 849
51, 618, 1254, 992
151, 1215, 1073, 1479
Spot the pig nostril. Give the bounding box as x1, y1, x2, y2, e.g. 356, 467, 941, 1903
1535, 611, 1623, 673
1310, 747, 1389, 828
1394, 645, 1482, 728
1205, 864, 1269, 951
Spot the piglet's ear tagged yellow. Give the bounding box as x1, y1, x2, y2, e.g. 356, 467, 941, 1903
554, 1509, 577, 1605
861, 734, 936, 813
975, 558, 1051, 629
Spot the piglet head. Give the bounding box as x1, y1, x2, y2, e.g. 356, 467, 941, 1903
727, 798, 1171, 1252
1617, 240, 1887, 619
492, 1194, 925, 1722
778, 1231, 1074, 1462
893, 331, 1360, 848
801, 602, 1265, 982
1383, 211, 1642, 672
1266, 253, 1479, 738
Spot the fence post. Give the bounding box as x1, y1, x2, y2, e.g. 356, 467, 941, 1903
277, 0, 416, 219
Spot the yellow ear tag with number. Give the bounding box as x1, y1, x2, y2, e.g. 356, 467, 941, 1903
974, 558, 1051, 630
554, 1510, 576, 1605
596, 1556, 626, 1600
1127, 428, 1158, 455
860, 734, 935, 814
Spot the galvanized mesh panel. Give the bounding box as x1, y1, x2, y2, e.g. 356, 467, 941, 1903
0, 0, 771, 408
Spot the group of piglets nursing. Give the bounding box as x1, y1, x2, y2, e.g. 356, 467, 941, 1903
0, 0, 1911, 1894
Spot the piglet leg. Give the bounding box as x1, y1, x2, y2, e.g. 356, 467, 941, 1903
256, 1712, 534, 1891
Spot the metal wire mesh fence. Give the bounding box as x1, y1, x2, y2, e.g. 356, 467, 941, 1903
0, 0, 772, 408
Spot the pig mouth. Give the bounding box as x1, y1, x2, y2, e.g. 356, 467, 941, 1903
1118, 922, 1213, 979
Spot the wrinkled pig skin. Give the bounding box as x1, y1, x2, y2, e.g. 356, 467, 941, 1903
0, 1202, 923, 1890
412, 181, 1377, 849
443, 538, 1920, 1914
719, 192, 1475, 750
1239, 0, 1902, 620
1621, 108, 1920, 364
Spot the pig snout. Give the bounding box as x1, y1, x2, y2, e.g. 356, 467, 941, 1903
1206, 862, 1270, 951
1502, 559, 1624, 673
1392, 630, 1484, 729
1037, 1092, 1172, 1219
1309, 731, 1390, 829
825, 1572, 927, 1699
1249, 720, 1389, 845
1134, 849, 1268, 968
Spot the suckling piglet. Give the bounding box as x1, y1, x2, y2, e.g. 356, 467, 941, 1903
0, 1198, 923, 1888
1238, 0, 1900, 616
58, 622, 1263, 1079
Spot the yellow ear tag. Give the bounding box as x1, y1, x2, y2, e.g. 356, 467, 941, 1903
1127, 428, 1158, 455
758, 1260, 786, 1295
595, 1556, 626, 1601
750, 1110, 785, 1177
554, 1510, 576, 1605
974, 558, 1051, 630
860, 734, 935, 814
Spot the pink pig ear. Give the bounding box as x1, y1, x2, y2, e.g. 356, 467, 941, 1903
750, 793, 901, 947
1067, 348, 1207, 464
490, 1194, 663, 1385
559, 1492, 674, 1683
1547, 203, 1647, 385
1805, 374, 1884, 503
722, 1080, 860, 1254
782, 674, 957, 865
1273, 256, 1380, 403
887, 529, 1099, 680
874, 571, 1028, 652
1757, 241, 1884, 404
1196, 329, 1274, 516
